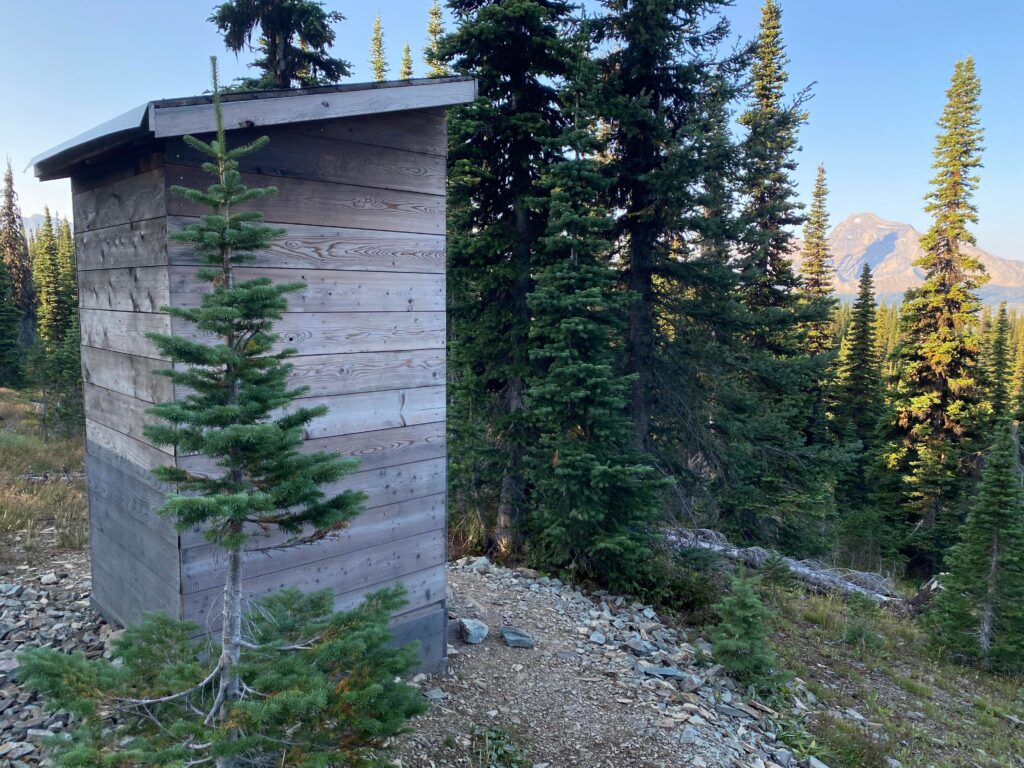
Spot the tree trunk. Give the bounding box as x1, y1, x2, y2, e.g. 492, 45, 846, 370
214, 542, 243, 768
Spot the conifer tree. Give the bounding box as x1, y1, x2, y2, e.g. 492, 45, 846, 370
400, 42, 414, 79
0, 160, 33, 343
210, 0, 350, 89
20, 60, 426, 765
834, 265, 888, 560
929, 421, 1024, 673
724, 0, 835, 548
0, 254, 21, 385
595, 0, 740, 452
711, 572, 778, 687
986, 302, 1011, 420
370, 15, 388, 81
887, 58, 987, 574
442, 0, 574, 553
526, 39, 662, 588
800, 163, 836, 356
30, 210, 61, 347
424, 0, 449, 76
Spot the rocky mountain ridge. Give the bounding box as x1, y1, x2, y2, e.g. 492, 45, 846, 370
794, 212, 1024, 306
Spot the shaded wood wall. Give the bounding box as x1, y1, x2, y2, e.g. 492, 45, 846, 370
75, 108, 448, 668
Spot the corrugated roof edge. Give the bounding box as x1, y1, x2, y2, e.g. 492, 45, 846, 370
32, 76, 477, 181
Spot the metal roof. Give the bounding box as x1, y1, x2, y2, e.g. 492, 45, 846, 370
31, 76, 476, 181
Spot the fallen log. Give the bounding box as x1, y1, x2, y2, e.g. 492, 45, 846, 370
665, 528, 907, 608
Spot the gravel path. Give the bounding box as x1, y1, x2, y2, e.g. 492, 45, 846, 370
2, 547, 802, 768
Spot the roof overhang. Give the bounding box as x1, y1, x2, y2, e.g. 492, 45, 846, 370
31, 76, 477, 181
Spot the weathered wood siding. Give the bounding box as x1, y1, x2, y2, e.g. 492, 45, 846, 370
74, 108, 449, 669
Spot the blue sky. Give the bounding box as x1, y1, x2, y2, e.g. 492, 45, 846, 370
1, 1, 1020, 259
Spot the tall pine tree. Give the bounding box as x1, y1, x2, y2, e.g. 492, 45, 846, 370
369, 15, 388, 81
400, 43, 414, 79
929, 421, 1024, 673
31, 210, 61, 347
210, 0, 350, 89
986, 302, 1010, 420
887, 57, 987, 575
0, 253, 21, 385
0, 160, 33, 344
442, 0, 574, 553
526, 34, 662, 588
724, 0, 834, 550
800, 163, 836, 356
424, 0, 449, 76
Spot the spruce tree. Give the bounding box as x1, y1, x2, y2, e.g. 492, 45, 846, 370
887, 58, 987, 574
0, 254, 21, 385
0, 160, 33, 344
424, 0, 449, 76
800, 163, 836, 356
711, 571, 778, 687
442, 0, 574, 553
400, 42, 414, 79
30, 210, 61, 347
595, 0, 739, 453
210, 0, 350, 89
723, 0, 835, 549
20, 60, 426, 765
526, 39, 663, 588
929, 421, 1024, 673
369, 15, 388, 81
986, 302, 1011, 420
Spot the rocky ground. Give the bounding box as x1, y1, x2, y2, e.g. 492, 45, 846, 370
0, 541, 831, 768
396, 557, 829, 768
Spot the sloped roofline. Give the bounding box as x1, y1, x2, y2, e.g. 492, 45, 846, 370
31, 76, 476, 181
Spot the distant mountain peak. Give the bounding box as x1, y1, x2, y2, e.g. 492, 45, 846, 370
792, 212, 1024, 306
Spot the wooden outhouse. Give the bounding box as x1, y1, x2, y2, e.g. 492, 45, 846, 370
31, 77, 476, 670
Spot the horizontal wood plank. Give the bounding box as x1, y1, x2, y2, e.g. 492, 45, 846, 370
85, 419, 173, 474
168, 266, 444, 313
167, 218, 444, 273
152, 79, 473, 138
80, 308, 170, 359
84, 383, 172, 454
181, 493, 445, 591
73, 167, 165, 233
171, 311, 445, 356
296, 110, 447, 156
165, 129, 445, 196
164, 165, 444, 235
79, 266, 170, 312
84, 448, 177, 551
284, 350, 445, 397
298, 386, 445, 440
76, 218, 168, 271
183, 529, 446, 625
81, 346, 173, 403
90, 528, 181, 626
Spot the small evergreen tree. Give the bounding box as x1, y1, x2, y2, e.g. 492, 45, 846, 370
19, 60, 426, 765
711, 571, 779, 687
400, 42, 414, 79
887, 58, 987, 575
424, 0, 449, 76
929, 421, 1024, 673
30, 210, 60, 347
0, 159, 33, 344
369, 15, 388, 81
211, 0, 350, 89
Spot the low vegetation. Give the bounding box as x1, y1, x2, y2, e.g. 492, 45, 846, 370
0, 388, 85, 561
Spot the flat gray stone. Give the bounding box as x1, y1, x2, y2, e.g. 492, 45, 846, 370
459, 618, 489, 644
501, 626, 535, 648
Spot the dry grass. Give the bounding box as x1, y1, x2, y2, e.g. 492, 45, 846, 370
0, 388, 87, 560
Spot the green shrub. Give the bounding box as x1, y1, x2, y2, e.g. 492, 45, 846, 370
20, 587, 428, 767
